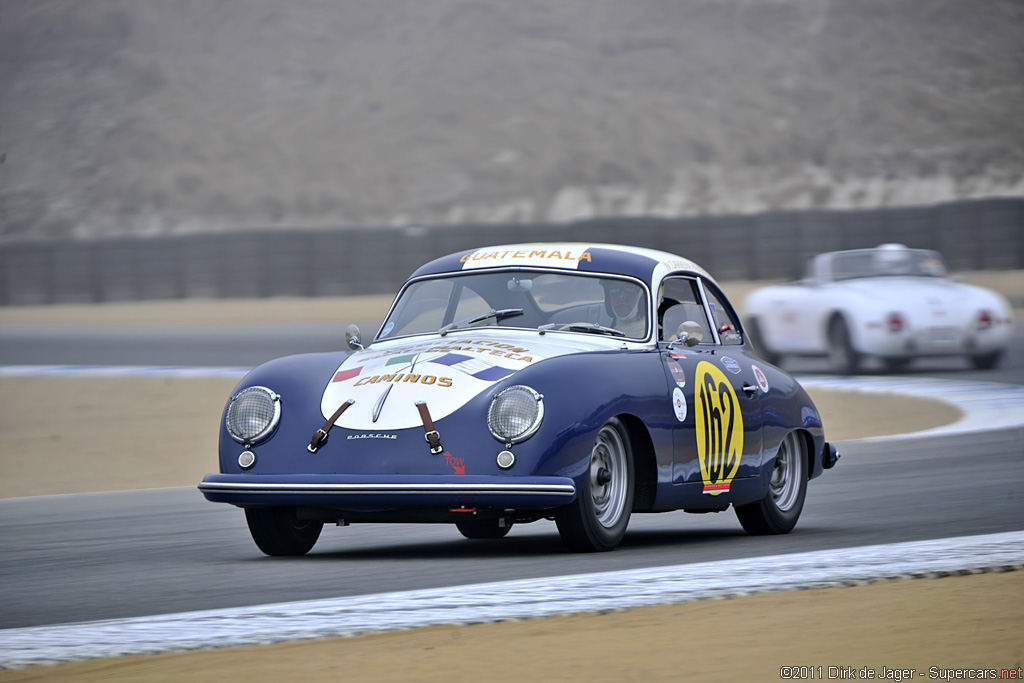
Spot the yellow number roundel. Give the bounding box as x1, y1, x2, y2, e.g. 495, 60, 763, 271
694, 361, 743, 495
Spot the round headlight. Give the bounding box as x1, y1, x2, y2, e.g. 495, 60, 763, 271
226, 386, 281, 445
487, 385, 544, 444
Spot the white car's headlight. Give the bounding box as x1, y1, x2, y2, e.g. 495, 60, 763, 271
226, 386, 281, 445
487, 385, 544, 444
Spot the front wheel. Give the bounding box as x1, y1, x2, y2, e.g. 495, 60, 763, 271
735, 431, 807, 535
245, 506, 323, 556
827, 316, 861, 374
555, 417, 635, 552
746, 317, 781, 366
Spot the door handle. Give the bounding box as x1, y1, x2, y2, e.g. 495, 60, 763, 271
742, 384, 759, 395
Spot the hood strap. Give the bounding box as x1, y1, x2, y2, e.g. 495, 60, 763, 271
308, 399, 355, 453
415, 401, 443, 454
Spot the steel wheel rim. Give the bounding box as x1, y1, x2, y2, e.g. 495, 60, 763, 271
589, 424, 628, 528
769, 433, 802, 512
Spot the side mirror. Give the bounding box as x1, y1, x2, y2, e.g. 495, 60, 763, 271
345, 324, 364, 351
676, 321, 703, 347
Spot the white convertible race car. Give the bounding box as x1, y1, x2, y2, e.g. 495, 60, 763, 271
743, 244, 1014, 373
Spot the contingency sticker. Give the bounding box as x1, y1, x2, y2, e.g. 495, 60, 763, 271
667, 359, 686, 387
672, 387, 687, 422
752, 364, 770, 393
694, 360, 743, 495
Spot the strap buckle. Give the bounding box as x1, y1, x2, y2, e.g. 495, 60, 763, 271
307, 429, 328, 453
423, 430, 443, 454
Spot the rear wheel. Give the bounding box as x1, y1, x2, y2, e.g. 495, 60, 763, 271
970, 350, 1003, 370
456, 518, 513, 539
556, 417, 634, 552
735, 431, 807, 535
827, 316, 861, 374
245, 506, 323, 556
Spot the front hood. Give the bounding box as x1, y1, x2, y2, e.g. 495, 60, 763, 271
321, 330, 620, 430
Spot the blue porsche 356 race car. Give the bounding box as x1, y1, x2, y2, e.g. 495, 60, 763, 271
199, 243, 839, 555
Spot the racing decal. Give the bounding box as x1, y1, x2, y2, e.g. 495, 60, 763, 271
363, 340, 534, 364
332, 366, 363, 382
432, 353, 516, 381
719, 356, 741, 374
667, 359, 686, 386
443, 451, 465, 475
694, 360, 744, 495
672, 387, 687, 422
460, 246, 593, 270
355, 374, 453, 387
321, 333, 612, 430
752, 365, 769, 393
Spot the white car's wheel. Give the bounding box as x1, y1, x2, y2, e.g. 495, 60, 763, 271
745, 317, 780, 366
556, 417, 634, 552
970, 350, 1003, 370
735, 431, 808, 535
827, 316, 861, 374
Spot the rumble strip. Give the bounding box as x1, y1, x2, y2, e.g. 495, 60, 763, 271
1, 531, 1022, 668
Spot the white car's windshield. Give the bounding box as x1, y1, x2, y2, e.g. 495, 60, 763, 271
378, 270, 649, 341
828, 248, 948, 281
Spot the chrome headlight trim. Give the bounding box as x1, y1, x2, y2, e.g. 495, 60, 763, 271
225, 386, 282, 445
487, 385, 544, 444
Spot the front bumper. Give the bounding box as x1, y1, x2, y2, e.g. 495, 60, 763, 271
198, 473, 577, 510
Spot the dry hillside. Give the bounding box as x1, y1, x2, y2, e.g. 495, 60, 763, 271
1, 0, 1022, 242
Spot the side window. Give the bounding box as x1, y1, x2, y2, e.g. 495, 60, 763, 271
703, 284, 743, 345
658, 277, 711, 342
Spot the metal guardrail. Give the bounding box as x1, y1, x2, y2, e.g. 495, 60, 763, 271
0, 197, 1021, 305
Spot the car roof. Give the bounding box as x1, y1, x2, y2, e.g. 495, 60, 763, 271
410, 243, 716, 287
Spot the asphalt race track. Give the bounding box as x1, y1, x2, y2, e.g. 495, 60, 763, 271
1, 320, 1022, 645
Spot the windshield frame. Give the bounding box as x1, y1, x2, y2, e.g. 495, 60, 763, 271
823, 247, 948, 282
374, 267, 653, 343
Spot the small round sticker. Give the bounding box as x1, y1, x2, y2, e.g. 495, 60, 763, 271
752, 365, 770, 393
720, 356, 741, 374
672, 387, 688, 422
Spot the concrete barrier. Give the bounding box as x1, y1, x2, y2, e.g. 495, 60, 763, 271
1, 197, 1021, 305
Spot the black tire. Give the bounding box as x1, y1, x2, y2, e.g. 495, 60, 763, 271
735, 431, 808, 535
882, 357, 911, 373
245, 506, 323, 556
970, 350, 1003, 370
456, 518, 513, 539
827, 316, 861, 374
555, 417, 634, 552
745, 317, 781, 366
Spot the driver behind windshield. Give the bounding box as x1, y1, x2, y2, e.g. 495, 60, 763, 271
603, 280, 647, 338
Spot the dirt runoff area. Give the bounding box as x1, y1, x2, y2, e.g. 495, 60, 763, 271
1, 275, 1022, 681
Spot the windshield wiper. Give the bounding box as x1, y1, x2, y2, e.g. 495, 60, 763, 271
562, 322, 625, 337
440, 308, 524, 336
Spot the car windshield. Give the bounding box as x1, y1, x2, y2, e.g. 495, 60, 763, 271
828, 248, 948, 281
377, 270, 650, 341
